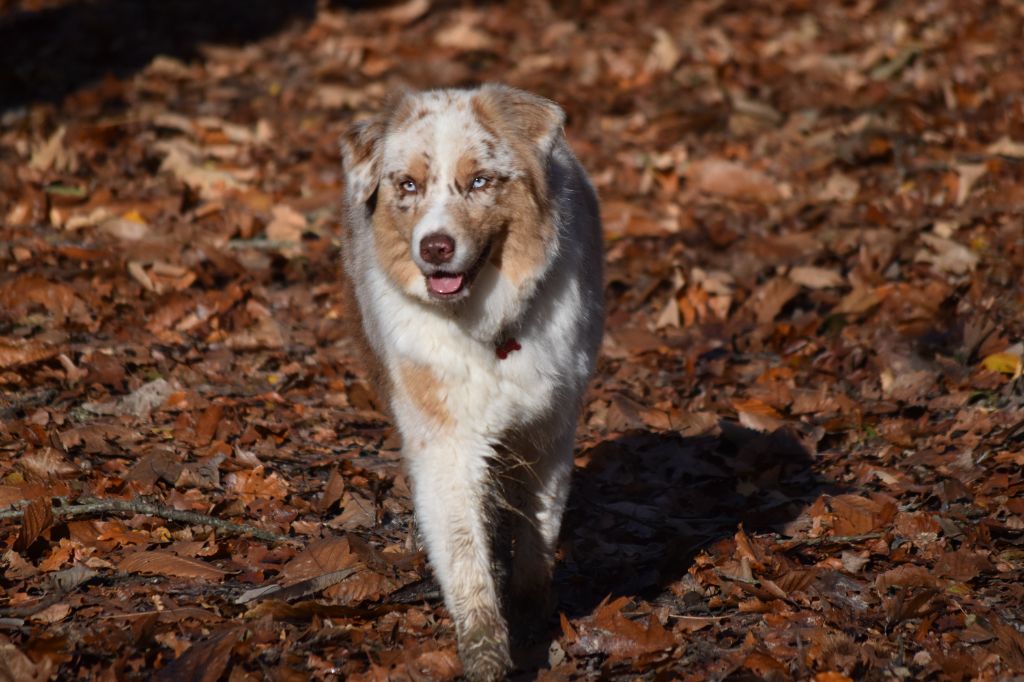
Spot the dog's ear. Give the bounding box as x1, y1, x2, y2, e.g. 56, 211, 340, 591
340, 116, 385, 209
340, 90, 413, 209
474, 84, 566, 160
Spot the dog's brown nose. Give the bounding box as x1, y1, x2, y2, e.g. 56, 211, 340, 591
420, 232, 455, 265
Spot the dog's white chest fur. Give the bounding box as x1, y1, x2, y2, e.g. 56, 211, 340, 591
340, 84, 603, 682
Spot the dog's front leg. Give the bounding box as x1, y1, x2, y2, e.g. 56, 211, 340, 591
504, 432, 574, 642
408, 436, 511, 682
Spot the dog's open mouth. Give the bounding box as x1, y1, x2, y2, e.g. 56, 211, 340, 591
424, 243, 491, 300
427, 273, 466, 296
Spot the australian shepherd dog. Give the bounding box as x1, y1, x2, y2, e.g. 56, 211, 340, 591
340, 84, 603, 681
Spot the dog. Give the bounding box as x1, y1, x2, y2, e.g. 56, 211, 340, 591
339, 84, 604, 681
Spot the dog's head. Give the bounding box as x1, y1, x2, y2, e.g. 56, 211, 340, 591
341, 85, 564, 306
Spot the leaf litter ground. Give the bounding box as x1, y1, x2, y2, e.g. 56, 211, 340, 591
1, 1, 1024, 680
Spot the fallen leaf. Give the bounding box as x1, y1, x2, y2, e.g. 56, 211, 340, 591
30, 126, 75, 173
875, 565, 934, 593
376, 0, 431, 26
154, 627, 242, 682
265, 205, 306, 244
0, 339, 60, 369
15, 497, 54, 551
981, 351, 1023, 377
686, 158, 782, 203
0, 635, 55, 681
733, 398, 787, 433
83, 378, 177, 417
747, 276, 800, 324
28, 602, 71, 624
986, 136, 1024, 158
281, 536, 356, 584
789, 266, 845, 289
915, 233, 979, 275
954, 163, 987, 205
933, 549, 994, 582
817, 172, 859, 202
435, 13, 495, 52
119, 550, 227, 581
829, 494, 896, 536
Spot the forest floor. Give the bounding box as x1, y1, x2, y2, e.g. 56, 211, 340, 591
2, 0, 1024, 680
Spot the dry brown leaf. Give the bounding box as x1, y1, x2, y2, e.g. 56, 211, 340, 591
0, 339, 60, 370
829, 494, 896, 535
376, 0, 431, 25
954, 163, 987, 205
154, 627, 242, 682
225, 465, 289, 503
265, 204, 306, 244
986, 136, 1024, 158
326, 569, 392, 603
748, 276, 800, 324
330, 491, 377, 531
100, 214, 151, 241
405, 649, 461, 681
28, 602, 71, 624
915, 233, 979, 275
19, 448, 78, 480
568, 596, 676, 661
817, 172, 860, 202
0, 274, 81, 319
193, 404, 224, 446
318, 467, 346, 514
933, 549, 994, 582
155, 140, 244, 198
0, 634, 55, 681
814, 674, 854, 682
742, 650, 789, 676
435, 13, 495, 52
833, 285, 885, 316
281, 536, 357, 584
119, 550, 228, 580
30, 126, 75, 173
686, 158, 782, 203
874, 564, 934, 593
83, 377, 176, 417
733, 398, 787, 433
789, 266, 845, 289
15, 497, 54, 551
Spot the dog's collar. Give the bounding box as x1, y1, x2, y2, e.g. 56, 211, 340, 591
495, 338, 521, 360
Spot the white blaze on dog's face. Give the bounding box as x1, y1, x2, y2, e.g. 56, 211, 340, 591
342, 86, 565, 305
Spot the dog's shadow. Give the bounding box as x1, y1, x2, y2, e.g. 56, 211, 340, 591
556, 421, 837, 618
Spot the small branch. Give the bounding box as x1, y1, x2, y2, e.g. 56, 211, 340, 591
0, 594, 62, 619
779, 532, 883, 549
224, 238, 303, 251
385, 578, 443, 605
0, 497, 288, 543
236, 567, 359, 605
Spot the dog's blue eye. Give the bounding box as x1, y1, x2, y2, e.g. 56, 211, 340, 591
471, 176, 489, 190
401, 180, 417, 193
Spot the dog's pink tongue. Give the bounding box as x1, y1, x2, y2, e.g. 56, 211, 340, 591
428, 273, 464, 295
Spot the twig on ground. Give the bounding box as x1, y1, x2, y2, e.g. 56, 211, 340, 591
235, 567, 359, 605
385, 578, 443, 605
778, 532, 883, 549
0, 497, 288, 543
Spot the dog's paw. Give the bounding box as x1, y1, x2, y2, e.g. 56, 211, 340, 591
459, 620, 512, 682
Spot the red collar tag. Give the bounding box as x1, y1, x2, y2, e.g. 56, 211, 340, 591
495, 338, 521, 360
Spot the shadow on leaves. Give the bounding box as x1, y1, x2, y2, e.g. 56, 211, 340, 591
558, 422, 839, 617
0, 0, 323, 111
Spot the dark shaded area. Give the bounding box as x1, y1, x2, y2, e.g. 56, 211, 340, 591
558, 423, 837, 617
0, 0, 318, 111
